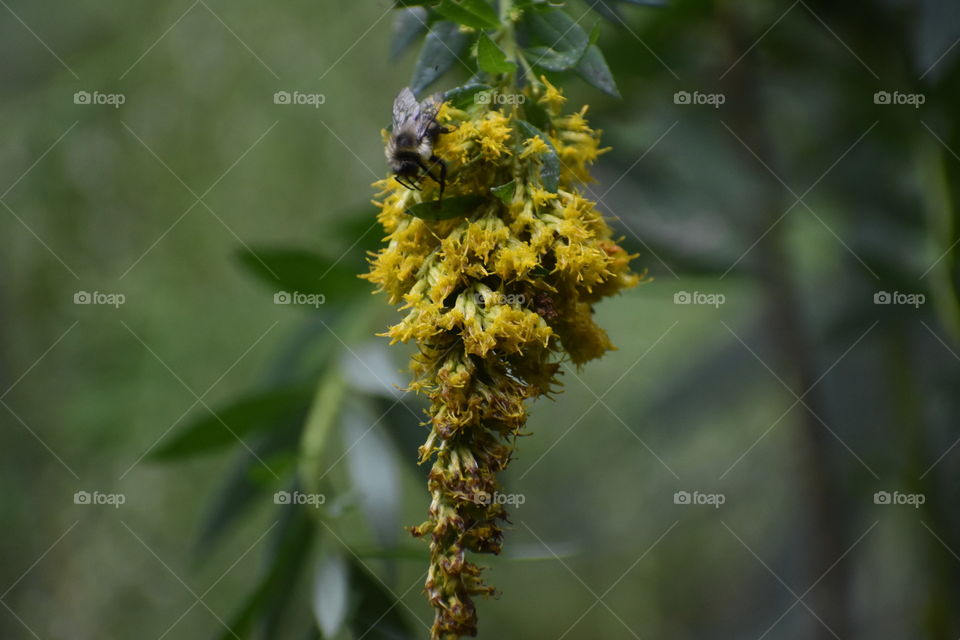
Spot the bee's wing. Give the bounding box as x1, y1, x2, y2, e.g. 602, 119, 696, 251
414, 92, 443, 141
392, 87, 419, 131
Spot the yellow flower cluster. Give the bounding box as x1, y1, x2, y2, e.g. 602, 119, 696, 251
365, 79, 640, 639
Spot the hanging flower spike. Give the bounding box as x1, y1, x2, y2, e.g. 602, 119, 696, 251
365, 77, 642, 639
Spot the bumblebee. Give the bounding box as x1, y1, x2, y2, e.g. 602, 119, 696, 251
386, 87, 449, 199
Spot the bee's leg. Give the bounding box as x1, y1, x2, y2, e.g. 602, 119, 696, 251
419, 156, 447, 201
394, 175, 421, 191
431, 155, 447, 201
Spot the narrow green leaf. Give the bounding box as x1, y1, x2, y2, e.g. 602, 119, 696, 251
193, 421, 300, 553
435, 0, 499, 30
522, 99, 551, 132
407, 194, 487, 220
575, 44, 620, 97
522, 8, 590, 72
491, 179, 516, 203
443, 83, 492, 110
476, 32, 517, 74
390, 8, 428, 59
587, 0, 666, 23
218, 504, 316, 640
299, 371, 347, 493
589, 21, 601, 46
411, 21, 471, 94
515, 120, 560, 192
347, 558, 418, 640
236, 247, 361, 303
150, 384, 313, 460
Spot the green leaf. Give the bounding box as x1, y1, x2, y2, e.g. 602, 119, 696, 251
476, 32, 517, 74
150, 384, 314, 460
588, 20, 601, 46
443, 83, 492, 110
435, 0, 499, 30
491, 179, 516, 203
236, 247, 361, 303
406, 194, 487, 220
405, 195, 484, 221
522, 8, 590, 72
411, 21, 471, 94
390, 8, 428, 59
587, 0, 666, 23
218, 503, 316, 640
522, 99, 551, 131
515, 120, 560, 192
347, 558, 418, 640
299, 370, 348, 493
575, 44, 620, 97
193, 421, 301, 553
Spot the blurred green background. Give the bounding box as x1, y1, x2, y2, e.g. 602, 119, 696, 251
2, 1, 960, 638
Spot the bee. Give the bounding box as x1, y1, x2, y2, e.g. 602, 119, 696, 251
386, 87, 449, 199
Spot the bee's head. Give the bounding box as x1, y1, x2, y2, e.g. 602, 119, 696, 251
392, 159, 420, 179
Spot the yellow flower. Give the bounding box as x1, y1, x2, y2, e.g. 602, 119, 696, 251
537, 75, 567, 113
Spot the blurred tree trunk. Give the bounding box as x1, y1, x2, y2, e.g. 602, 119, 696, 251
719, 8, 852, 639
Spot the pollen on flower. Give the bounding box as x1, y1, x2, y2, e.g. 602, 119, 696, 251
364, 79, 642, 640
520, 135, 551, 158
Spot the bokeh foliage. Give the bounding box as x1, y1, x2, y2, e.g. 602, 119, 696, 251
2, 1, 959, 639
